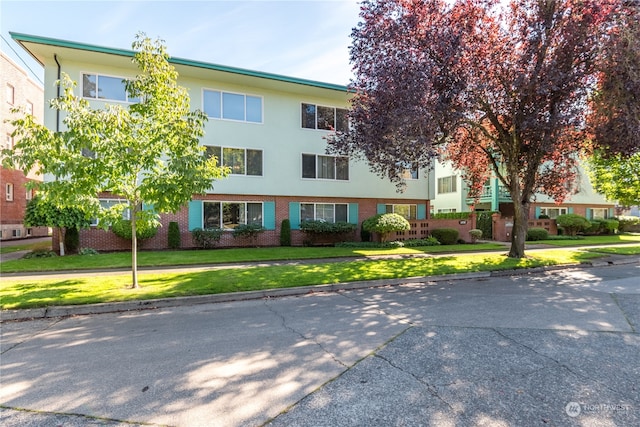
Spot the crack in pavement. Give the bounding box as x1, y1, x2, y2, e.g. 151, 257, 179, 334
1, 318, 65, 355
262, 299, 348, 368
610, 293, 637, 333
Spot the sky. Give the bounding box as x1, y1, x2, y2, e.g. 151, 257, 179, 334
0, 0, 361, 86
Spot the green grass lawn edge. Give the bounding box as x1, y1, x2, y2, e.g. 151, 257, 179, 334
1, 249, 607, 310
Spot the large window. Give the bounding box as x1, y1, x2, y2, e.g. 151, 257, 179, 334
205, 146, 263, 176
539, 207, 567, 219
203, 89, 262, 123
83, 73, 138, 103
437, 176, 457, 194
302, 154, 348, 180
203, 201, 263, 229
301, 103, 348, 132
385, 204, 417, 220
300, 203, 348, 223
591, 208, 609, 220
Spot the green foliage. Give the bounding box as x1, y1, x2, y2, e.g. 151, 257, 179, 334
587, 151, 640, 207
111, 219, 159, 240
360, 221, 372, 242
232, 224, 266, 243
3, 33, 229, 287
556, 214, 592, 236
64, 227, 80, 254
430, 228, 460, 245
538, 214, 550, 219
299, 220, 357, 235
476, 211, 497, 242
526, 227, 549, 241
23, 249, 57, 259
280, 219, 291, 246
78, 248, 99, 256
191, 227, 223, 249
617, 216, 640, 232
469, 229, 483, 242
431, 212, 471, 219
362, 213, 411, 242
24, 195, 92, 230
335, 237, 440, 248
168, 221, 181, 249
587, 219, 619, 235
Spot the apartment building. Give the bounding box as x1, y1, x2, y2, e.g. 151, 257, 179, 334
11, 33, 435, 249
0, 51, 48, 240
431, 160, 615, 220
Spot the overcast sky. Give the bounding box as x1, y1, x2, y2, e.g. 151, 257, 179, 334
1, 0, 361, 86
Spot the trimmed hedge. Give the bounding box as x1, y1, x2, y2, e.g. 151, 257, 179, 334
431, 212, 471, 220
191, 227, 223, 249
168, 221, 181, 249
526, 227, 549, 241
431, 228, 459, 245
362, 213, 410, 242
556, 214, 591, 236
280, 219, 291, 246
111, 219, 159, 240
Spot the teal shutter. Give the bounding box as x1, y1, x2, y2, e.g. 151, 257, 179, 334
263, 201, 276, 230
586, 208, 592, 220
417, 204, 426, 220
377, 204, 386, 214
568, 207, 574, 214
289, 202, 301, 230
348, 203, 359, 224
142, 203, 154, 212
608, 208, 614, 218
535, 207, 541, 219
188, 200, 203, 231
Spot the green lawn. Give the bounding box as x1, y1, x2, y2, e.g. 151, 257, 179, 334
586, 245, 640, 255
0, 239, 52, 255
0, 243, 506, 273
0, 249, 604, 310
537, 234, 640, 246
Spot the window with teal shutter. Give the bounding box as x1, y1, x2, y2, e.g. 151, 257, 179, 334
348, 203, 358, 224
377, 204, 386, 214
263, 201, 276, 230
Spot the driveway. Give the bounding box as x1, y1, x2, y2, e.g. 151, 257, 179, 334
1, 262, 638, 426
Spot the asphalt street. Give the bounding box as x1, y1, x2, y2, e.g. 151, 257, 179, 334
1, 262, 638, 427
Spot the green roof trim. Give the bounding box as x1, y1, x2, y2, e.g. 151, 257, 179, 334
10, 32, 349, 92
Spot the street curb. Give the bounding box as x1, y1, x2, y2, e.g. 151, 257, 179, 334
2, 256, 638, 322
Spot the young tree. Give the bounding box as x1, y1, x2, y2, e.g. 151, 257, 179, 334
328, 0, 639, 258
3, 33, 228, 287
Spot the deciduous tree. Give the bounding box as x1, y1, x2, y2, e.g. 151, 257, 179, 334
328, 0, 639, 258
587, 151, 640, 207
4, 33, 228, 287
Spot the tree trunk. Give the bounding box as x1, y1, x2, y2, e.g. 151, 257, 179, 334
131, 208, 139, 289
508, 196, 529, 258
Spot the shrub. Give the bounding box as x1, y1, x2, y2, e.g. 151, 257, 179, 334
232, 224, 266, 245
526, 227, 549, 241
586, 219, 618, 235
111, 219, 159, 240
360, 221, 371, 242
23, 249, 57, 259
555, 214, 591, 236
431, 212, 471, 220
403, 237, 440, 247
191, 227, 223, 249
168, 221, 181, 249
538, 214, 550, 219
617, 216, 640, 232
78, 247, 99, 256
476, 211, 497, 241
299, 220, 357, 245
431, 228, 459, 245
280, 219, 291, 246
469, 229, 483, 243
335, 237, 439, 248
362, 213, 410, 242
64, 227, 80, 254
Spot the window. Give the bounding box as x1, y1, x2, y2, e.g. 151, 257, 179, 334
6, 84, 14, 105
437, 176, 457, 194
302, 154, 349, 180
90, 199, 130, 226
26, 228, 32, 237
82, 73, 137, 102
385, 204, 417, 220
26, 188, 33, 200
26, 101, 33, 116
397, 163, 419, 180
300, 203, 348, 223
539, 207, 567, 219
301, 103, 348, 132
437, 208, 457, 213
12, 229, 21, 238
205, 146, 263, 176
203, 201, 263, 229
5, 183, 13, 201
203, 89, 263, 123
591, 208, 609, 220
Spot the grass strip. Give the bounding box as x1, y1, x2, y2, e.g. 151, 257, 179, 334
585, 245, 640, 256
536, 234, 640, 246
1, 249, 603, 310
